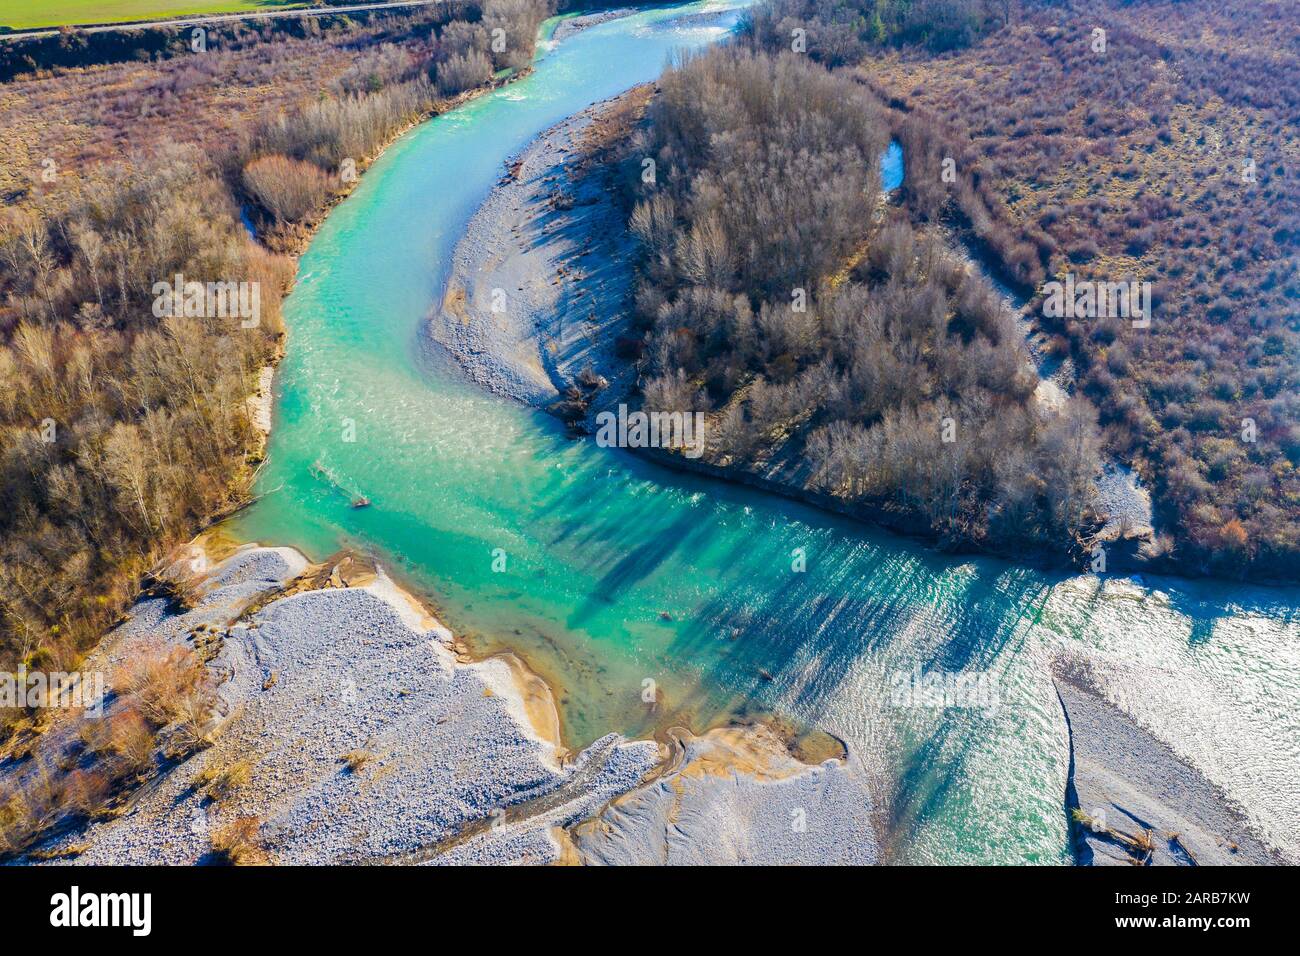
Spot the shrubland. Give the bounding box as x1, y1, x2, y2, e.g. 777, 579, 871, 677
617, 47, 1102, 551
0, 641, 216, 857
739, 0, 1300, 579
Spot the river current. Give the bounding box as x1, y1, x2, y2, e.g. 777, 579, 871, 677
229, 2, 1300, 863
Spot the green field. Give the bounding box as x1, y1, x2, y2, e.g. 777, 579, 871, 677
0, 0, 305, 31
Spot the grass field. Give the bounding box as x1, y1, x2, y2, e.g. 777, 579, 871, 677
0, 0, 303, 31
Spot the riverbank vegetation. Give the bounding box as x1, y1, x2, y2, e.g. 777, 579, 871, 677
0, 149, 289, 677
737, 0, 1300, 580
0, 0, 552, 736
744, 0, 1000, 57
616, 47, 1102, 552
234, 0, 553, 248
0, 640, 217, 857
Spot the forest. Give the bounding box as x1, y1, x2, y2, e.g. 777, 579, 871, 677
617, 46, 1102, 552
738, 0, 1300, 580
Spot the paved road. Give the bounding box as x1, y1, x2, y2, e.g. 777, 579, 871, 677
0, 0, 445, 42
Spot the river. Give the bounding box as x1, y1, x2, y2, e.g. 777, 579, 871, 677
227, 1, 1300, 864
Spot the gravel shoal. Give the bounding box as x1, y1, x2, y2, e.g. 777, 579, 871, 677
1055, 667, 1279, 866
33, 544, 859, 865
428, 99, 636, 422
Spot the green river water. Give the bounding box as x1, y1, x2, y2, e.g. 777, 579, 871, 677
228, 1, 1300, 863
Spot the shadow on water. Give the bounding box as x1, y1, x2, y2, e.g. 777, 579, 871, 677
631, 516, 1065, 854
1161, 578, 1300, 646
488, 412, 1300, 717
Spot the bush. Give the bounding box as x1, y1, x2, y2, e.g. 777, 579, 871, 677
195, 757, 253, 802
112, 643, 218, 752
209, 815, 265, 865
242, 154, 334, 224
435, 49, 493, 96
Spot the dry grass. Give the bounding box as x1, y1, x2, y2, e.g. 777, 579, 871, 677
0, 10, 441, 206
92, 708, 157, 775
0, 793, 35, 856
209, 814, 266, 865
0, 753, 111, 855
194, 756, 253, 802
339, 749, 375, 773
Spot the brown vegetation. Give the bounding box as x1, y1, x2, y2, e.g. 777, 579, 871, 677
224, 1, 553, 247
1, 642, 215, 857
113, 641, 219, 752
242, 155, 333, 225
741, 0, 1300, 579
339, 749, 375, 773
617, 47, 1101, 552
209, 814, 265, 865
1, 0, 552, 729
0, 148, 289, 679
743, 0, 1001, 59
194, 756, 254, 802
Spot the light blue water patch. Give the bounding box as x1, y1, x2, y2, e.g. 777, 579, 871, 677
881, 139, 904, 192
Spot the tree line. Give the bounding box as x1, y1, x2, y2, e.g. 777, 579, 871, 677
232, 0, 554, 247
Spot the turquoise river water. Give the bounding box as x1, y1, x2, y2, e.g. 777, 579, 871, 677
229, 1, 1300, 863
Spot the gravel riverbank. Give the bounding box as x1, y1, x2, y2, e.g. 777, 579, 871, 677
20, 539, 866, 865
550, 8, 637, 43
1055, 663, 1280, 865
429, 95, 638, 422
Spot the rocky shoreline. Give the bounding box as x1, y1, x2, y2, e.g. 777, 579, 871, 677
430, 92, 643, 421
549, 7, 637, 44
9, 538, 877, 865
